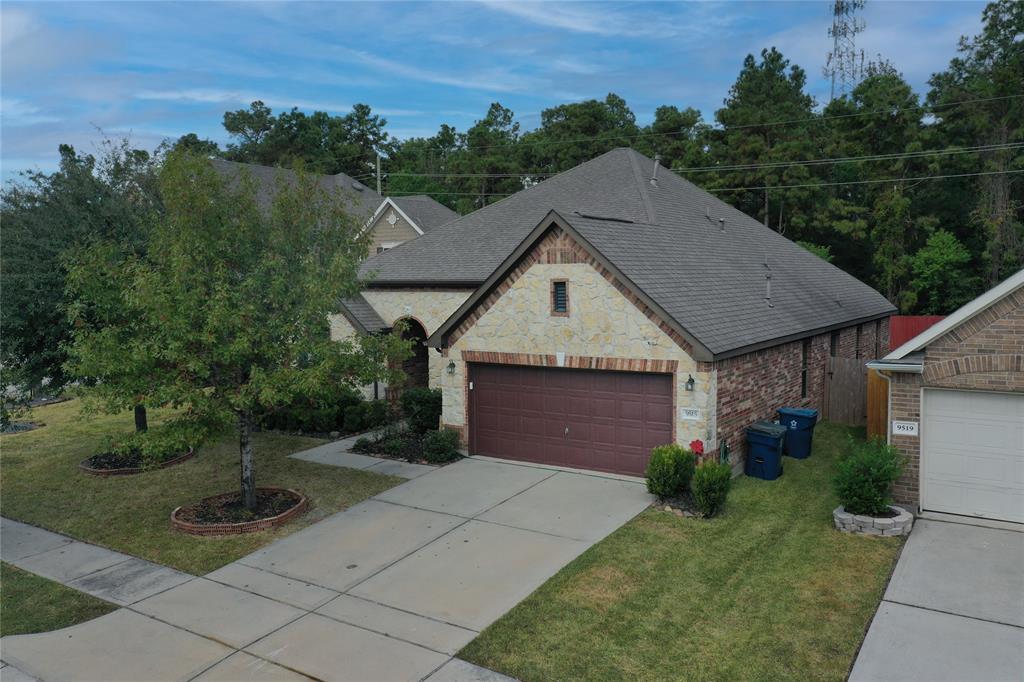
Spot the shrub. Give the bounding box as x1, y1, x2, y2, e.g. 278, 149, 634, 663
342, 403, 368, 433
261, 384, 364, 433
833, 437, 904, 516
382, 436, 408, 458
365, 400, 389, 428
645, 444, 696, 498
351, 437, 373, 454
400, 387, 442, 433
692, 461, 732, 517
422, 428, 462, 463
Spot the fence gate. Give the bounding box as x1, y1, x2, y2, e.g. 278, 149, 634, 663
823, 357, 868, 426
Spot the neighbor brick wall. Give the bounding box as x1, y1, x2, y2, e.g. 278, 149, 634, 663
888, 286, 1024, 509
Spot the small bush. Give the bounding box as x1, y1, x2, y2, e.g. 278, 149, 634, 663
365, 400, 389, 428
645, 444, 696, 499
351, 437, 372, 454
693, 461, 732, 518
382, 436, 408, 458
342, 403, 368, 433
422, 428, 462, 463
833, 437, 904, 516
400, 388, 442, 433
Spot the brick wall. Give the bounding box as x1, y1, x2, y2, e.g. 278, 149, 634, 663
715, 317, 888, 470
888, 287, 1023, 508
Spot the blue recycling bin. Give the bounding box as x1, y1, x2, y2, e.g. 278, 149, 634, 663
777, 407, 819, 459
745, 421, 787, 480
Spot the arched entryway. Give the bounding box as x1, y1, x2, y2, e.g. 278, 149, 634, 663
395, 317, 429, 391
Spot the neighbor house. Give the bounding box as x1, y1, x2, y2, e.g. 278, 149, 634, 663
868, 269, 1023, 524
335, 148, 895, 476
211, 159, 454, 254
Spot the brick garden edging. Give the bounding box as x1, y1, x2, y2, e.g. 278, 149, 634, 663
170, 488, 308, 536
833, 505, 913, 537
79, 448, 196, 477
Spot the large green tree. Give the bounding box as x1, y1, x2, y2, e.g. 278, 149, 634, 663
927, 0, 1024, 287
222, 101, 396, 178
709, 48, 822, 240
0, 141, 160, 396
66, 152, 408, 509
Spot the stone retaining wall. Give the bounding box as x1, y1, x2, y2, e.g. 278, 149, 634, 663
833, 505, 913, 537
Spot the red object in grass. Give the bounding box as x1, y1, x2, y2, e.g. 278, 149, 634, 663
689, 439, 704, 456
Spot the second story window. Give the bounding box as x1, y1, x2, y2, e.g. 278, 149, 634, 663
551, 280, 569, 316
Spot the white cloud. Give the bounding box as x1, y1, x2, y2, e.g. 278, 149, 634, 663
133, 89, 422, 117
0, 98, 60, 125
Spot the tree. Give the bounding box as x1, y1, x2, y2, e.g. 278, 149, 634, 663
449, 103, 523, 213
222, 101, 396, 178
520, 94, 641, 174
910, 230, 979, 314
67, 152, 407, 509
173, 133, 221, 157
0, 141, 160, 397
927, 0, 1024, 287
635, 105, 710, 171
710, 48, 822, 240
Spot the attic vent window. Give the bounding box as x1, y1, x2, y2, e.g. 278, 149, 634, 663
551, 280, 569, 316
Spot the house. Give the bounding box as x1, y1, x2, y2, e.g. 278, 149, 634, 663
211, 159, 454, 253
366, 196, 458, 254
867, 270, 1023, 523
336, 148, 895, 476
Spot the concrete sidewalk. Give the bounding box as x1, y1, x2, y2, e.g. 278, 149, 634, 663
1, 457, 653, 681
850, 518, 1024, 681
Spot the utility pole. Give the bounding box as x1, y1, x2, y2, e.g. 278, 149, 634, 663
824, 0, 866, 102
376, 152, 382, 195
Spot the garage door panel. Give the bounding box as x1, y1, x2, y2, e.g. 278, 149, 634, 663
469, 363, 673, 476
923, 389, 1024, 524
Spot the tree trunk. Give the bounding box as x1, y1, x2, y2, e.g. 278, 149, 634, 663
134, 404, 148, 432
239, 411, 256, 511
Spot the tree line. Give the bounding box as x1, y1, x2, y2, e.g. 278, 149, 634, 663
2, 0, 1020, 401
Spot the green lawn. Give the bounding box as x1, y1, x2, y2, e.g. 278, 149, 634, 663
1, 562, 117, 636
0, 400, 401, 575
460, 423, 901, 682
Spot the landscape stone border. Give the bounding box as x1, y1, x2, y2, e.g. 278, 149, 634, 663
833, 505, 913, 536
170, 487, 308, 536
79, 448, 196, 477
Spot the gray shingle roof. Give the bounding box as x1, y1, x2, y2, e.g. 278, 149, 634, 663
391, 196, 459, 233
338, 293, 389, 334
211, 158, 381, 221
361, 148, 895, 357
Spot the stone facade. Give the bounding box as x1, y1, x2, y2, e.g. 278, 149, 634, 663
886, 286, 1024, 508
442, 242, 712, 448
367, 206, 420, 253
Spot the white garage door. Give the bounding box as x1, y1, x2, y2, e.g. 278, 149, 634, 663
922, 390, 1024, 523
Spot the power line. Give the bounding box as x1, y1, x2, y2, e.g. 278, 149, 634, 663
379, 142, 1023, 179
381, 169, 1023, 198
400, 94, 1024, 153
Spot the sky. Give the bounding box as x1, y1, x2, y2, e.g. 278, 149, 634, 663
0, 0, 986, 183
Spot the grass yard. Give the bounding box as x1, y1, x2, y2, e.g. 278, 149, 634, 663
0, 400, 401, 575
0, 562, 117, 636
460, 423, 902, 682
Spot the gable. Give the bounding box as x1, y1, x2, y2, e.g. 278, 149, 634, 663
367, 207, 420, 250
446, 225, 696, 359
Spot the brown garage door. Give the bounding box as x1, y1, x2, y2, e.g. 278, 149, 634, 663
468, 363, 673, 476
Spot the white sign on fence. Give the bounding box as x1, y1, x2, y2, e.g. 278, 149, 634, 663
892, 421, 919, 437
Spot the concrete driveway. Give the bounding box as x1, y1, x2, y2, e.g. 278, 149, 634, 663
851, 518, 1024, 682
1, 457, 652, 681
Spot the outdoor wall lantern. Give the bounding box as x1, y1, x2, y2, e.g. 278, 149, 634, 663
447, 361, 456, 375
685, 374, 696, 391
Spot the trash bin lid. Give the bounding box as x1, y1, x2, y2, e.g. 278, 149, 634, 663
746, 420, 787, 437
778, 407, 819, 419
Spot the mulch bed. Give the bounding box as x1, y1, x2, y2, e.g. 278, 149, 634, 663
171, 487, 307, 536
655, 491, 703, 518
79, 448, 195, 477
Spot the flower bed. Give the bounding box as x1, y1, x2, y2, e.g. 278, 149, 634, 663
79, 448, 196, 477
171, 487, 307, 536
833, 505, 913, 536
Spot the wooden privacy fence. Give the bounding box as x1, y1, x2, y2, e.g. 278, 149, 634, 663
822, 357, 868, 426
866, 369, 889, 439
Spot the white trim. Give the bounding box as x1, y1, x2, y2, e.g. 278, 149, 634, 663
865, 360, 923, 373
886, 268, 1024, 360
364, 197, 424, 236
